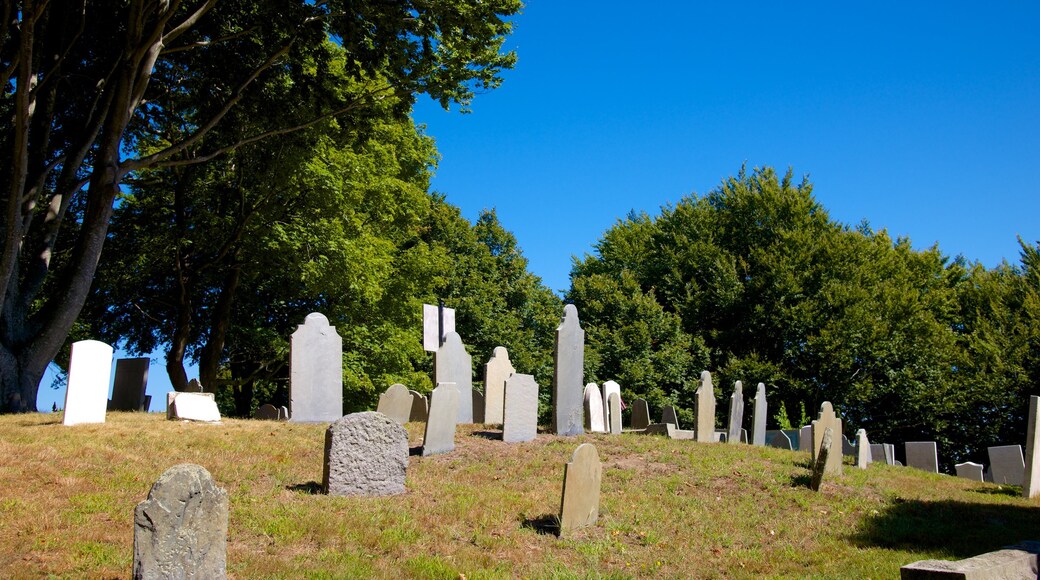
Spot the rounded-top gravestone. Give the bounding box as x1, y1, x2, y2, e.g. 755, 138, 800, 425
323, 412, 409, 496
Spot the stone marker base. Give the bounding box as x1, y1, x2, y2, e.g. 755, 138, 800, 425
901, 541, 1040, 579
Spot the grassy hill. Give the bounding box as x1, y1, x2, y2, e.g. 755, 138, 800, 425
1, 412, 1037, 578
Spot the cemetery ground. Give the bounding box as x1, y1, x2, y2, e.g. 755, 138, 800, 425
1, 415, 1037, 578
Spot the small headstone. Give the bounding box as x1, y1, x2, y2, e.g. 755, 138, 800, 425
856, 429, 871, 469
607, 393, 622, 435
905, 441, 939, 474
62, 340, 114, 426
694, 371, 716, 443
186, 378, 204, 392
630, 399, 651, 430
1024, 395, 1040, 498
254, 404, 279, 420
435, 332, 474, 424
811, 403, 843, 475
409, 390, 429, 422
901, 541, 1040, 579
278, 406, 289, 420
601, 380, 622, 430
422, 303, 456, 352
483, 347, 515, 424
781, 429, 800, 450
133, 464, 228, 579
422, 383, 459, 456
168, 392, 221, 422
559, 443, 602, 536
660, 405, 680, 429
988, 444, 1025, 485
752, 383, 767, 446
955, 462, 985, 482
842, 435, 856, 457
799, 425, 812, 452
727, 381, 744, 444
322, 412, 408, 496
870, 443, 888, 465
810, 427, 833, 492
766, 430, 793, 450
503, 373, 539, 443
290, 313, 343, 423
583, 383, 606, 433
552, 304, 585, 436
110, 357, 150, 412
376, 383, 413, 424
472, 389, 486, 424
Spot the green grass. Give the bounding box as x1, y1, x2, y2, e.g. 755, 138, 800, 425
1, 412, 1037, 578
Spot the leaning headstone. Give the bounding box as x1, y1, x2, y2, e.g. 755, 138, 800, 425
601, 380, 622, 430
955, 462, 985, 482
503, 373, 539, 443
630, 399, 651, 430
63, 340, 114, 426
810, 427, 833, 492
583, 384, 607, 433
694, 371, 716, 443
811, 403, 842, 476
472, 390, 486, 424
409, 390, 429, 423
110, 357, 150, 412
752, 383, 767, 446
435, 332, 474, 424
1024, 395, 1040, 498
607, 393, 622, 435
133, 464, 228, 580
661, 406, 680, 429
727, 381, 744, 444
169, 392, 221, 422
290, 313, 342, 423
483, 347, 514, 425
856, 429, 871, 469
254, 404, 279, 420
905, 441, 939, 474
988, 445, 1025, 485
766, 430, 793, 450
552, 304, 585, 436
559, 443, 602, 536
422, 383, 459, 456
799, 425, 812, 452
376, 383, 413, 425
323, 412, 408, 496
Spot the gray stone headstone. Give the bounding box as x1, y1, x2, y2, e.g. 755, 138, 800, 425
1024, 395, 1040, 499
290, 313, 343, 423
856, 429, 871, 469
323, 412, 408, 496
752, 383, 767, 446
584, 383, 606, 433
694, 371, 716, 443
727, 381, 744, 444
254, 404, 279, 420
661, 405, 680, 429
435, 332, 474, 424
631, 399, 651, 430
955, 462, 985, 482
186, 378, 204, 392
842, 435, 856, 457
422, 383, 459, 456
811, 403, 842, 476
766, 430, 793, 450
901, 541, 1040, 580
111, 357, 150, 412
376, 383, 413, 425
810, 427, 833, 492
988, 444, 1025, 485
63, 340, 114, 426
559, 443, 601, 536
278, 406, 289, 420
483, 346, 514, 425
869, 443, 888, 465
409, 390, 429, 423
422, 303, 456, 352
601, 380, 621, 431
133, 464, 228, 580
607, 393, 622, 435
782, 429, 800, 450
799, 424, 812, 452
472, 389, 485, 424
552, 304, 585, 436
643, 423, 695, 439
503, 373, 539, 443
905, 441, 939, 474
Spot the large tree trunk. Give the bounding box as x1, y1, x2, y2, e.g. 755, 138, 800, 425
198, 263, 243, 393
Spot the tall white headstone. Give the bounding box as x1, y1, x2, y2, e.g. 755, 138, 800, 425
290, 313, 343, 423
583, 383, 606, 433
483, 347, 514, 424
503, 374, 539, 443
601, 380, 621, 431
727, 381, 744, 444
752, 383, 767, 446
552, 304, 585, 436
435, 332, 474, 423
62, 340, 114, 426
694, 371, 716, 443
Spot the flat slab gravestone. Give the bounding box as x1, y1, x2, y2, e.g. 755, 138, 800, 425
422, 303, 456, 352
552, 304, 585, 436
133, 463, 228, 580
422, 383, 459, 456
630, 399, 651, 430
856, 429, 871, 469
169, 392, 221, 422
766, 430, 793, 450
905, 441, 939, 474
583, 384, 606, 433
559, 443, 602, 536
988, 444, 1025, 485
752, 383, 767, 446
483, 346, 514, 424
376, 383, 412, 425
695, 371, 716, 443
63, 340, 114, 426
660, 405, 680, 429
323, 412, 408, 496
811, 403, 843, 476
955, 462, 985, 481
901, 541, 1040, 580
290, 313, 343, 423
727, 381, 744, 444
607, 393, 622, 435
799, 425, 812, 452
409, 390, 429, 422
601, 380, 621, 431
110, 357, 149, 412
435, 332, 474, 424
1024, 395, 1040, 498
503, 373, 539, 443
642, 423, 695, 439
254, 404, 279, 420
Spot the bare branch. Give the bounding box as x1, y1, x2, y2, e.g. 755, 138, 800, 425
163, 0, 219, 45
161, 27, 256, 54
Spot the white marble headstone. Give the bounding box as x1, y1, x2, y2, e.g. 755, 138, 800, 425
483, 347, 514, 424
583, 383, 606, 433
62, 340, 114, 426
290, 313, 343, 423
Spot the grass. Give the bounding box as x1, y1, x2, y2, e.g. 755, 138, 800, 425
1, 413, 1038, 578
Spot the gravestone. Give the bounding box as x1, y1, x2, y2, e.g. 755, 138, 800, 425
955, 462, 985, 482
483, 347, 514, 424
559, 443, 601, 536
376, 383, 412, 425
631, 399, 651, 430
856, 429, 871, 469
752, 383, 767, 446
186, 379, 203, 392
472, 390, 486, 424
110, 357, 149, 412
643, 423, 696, 439
422, 383, 459, 456
278, 406, 289, 420
323, 412, 408, 496
607, 393, 622, 435
782, 429, 800, 450
694, 371, 716, 443
842, 435, 856, 457
988, 445, 1025, 485
905, 441, 939, 474
435, 332, 474, 424
901, 541, 1040, 580
290, 313, 342, 423
133, 464, 228, 580
799, 425, 812, 452
62, 340, 114, 426
870, 444, 888, 465
254, 404, 279, 420
811, 403, 842, 476
1024, 395, 1040, 498
168, 392, 221, 422
727, 381, 744, 444
552, 304, 585, 436
661, 406, 680, 429
810, 427, 833, 492
601, 380, 621, 430
766, 430, 793, 450
422, 303, 456, 352
409, 390, 429, 423
503, 373, 539, 443
583, 383, 606, 433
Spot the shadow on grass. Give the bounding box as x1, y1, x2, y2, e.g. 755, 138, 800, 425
849, 498, 1040, 558
472, 430, 502, 441
969, 485, 1022, 497
520, 514, 560, 536
287, 481, 322, 495
789, 473, 813, 488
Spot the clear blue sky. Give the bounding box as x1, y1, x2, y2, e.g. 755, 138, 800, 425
413, 1, 1040, 295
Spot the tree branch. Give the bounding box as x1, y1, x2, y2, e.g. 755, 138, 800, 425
161, 27, 255, 54
163, 0, 219, 45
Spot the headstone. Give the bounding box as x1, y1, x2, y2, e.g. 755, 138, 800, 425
901, 541, 1040, 580
323, 412, 408, 496
583, 384, 606, 433
766, 430, 793, 450
643, 423, 695, 439
799, 425, 812, 452
143, 395, 152, 412
782, 429, 800, 450
62, 340, 114, 426
472, 390, 486, 424
1024, 395, 1040, 498
811, 403, 843, 476
254, 404, 279, 420
988, 445, 1025, 485
278, 406, 289, 420
409, 390, 429, 423
752, 383, 767, 446
168, 392, 221, 422
422, 383, 459, 456
133, 464, 228, 580
559, 443, 602, 536
905, 441, 939, 474
552, 304, 585, 436
502, 373, 539, 443
842, 435, 856, 457
601, 380, 622, 430
607, 393, 622, 435
483, 347, 514, 424
376, 383, 412, 425
110, 357, 150, 412
694, 371, 716, 443
186, 379, 204, 392
870, 443, 888, 465
810, 427, 833, 492
435, 332, 474, 424
727, 381, 744, 444
856, 429, 871, 469
422, 303, 456, 352
290, 313, 342, 423
661, 405, 680, 429
955, 462, 985, 481
630, 399, 651, 430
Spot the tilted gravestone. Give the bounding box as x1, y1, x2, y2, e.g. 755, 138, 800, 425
559, 443, 602, 536
799, 425, 812, 452
323, 412, 408, 496
133, 464, 228, 580
254, 404, 279, 420
1024, 395, 1040, 498
955, 462, 985, 482
552, 304, 585, 436
483, 346, 514, 425
766, 430, 793, 450
811, 403, 843, 476
377, 383, 413, 425
901, 541, 1040, 579
694, 371, 716, 443
661, 406, 680, 429
472, 390, 486, 424
583, 383, 606, 433
63, 340, 114, 426
503, 373, 539, 443
905, 441, 939, 474
422, 383, 459, 456
601, 380, 621, 431
607, 393, 622, 435
290, 313, 342, 423
988, 445, 1025, 485
168, 392, 221, 423
110, 357, 149, 412
435, 332, 474, 424
855, 429, 871, 469
810, 427, 833, 492
409, 390, 429, 423
631, 399, 651, 430
752, 383, 767, 446
727, 381, 744, 444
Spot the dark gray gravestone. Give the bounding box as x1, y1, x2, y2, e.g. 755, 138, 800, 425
955, 462, 984, 481
906, 441, 939, 474
472, 389, 485, 424
435, 332, 474, 424
694, 371, 716, 443
799, 425, 812, 452
1026, 395, 1040, 498
110, 357, 149, 411
133, 464, 228, 580
766, 430, 793, 450
409, 390, 429, 423
559, 443, 601, 536
661, 406, 680, 429
631, 399, 651, 430
552, 304, 585, 436
607, 393, 622, 435
290, 313, 342, 423
810, 427, 833, 492
422, 383, 459, 456
782, 429, 800, 450
988, 444, 1024, 485
254, 404, 279, 420
376, 383, 412, 425
323, 412, 408, 496
752, 383, 767, 446
503, 373, 538, 443
727, 381, 744, 444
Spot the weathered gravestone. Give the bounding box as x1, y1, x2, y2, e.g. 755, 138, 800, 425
752, 383, 767, 446
290, 313, 342, 423
988, 444, 1025, 485
254, 404, 279, 420
133, 464, 228, 580
955, 462, 985, 482
409, 390, 429, 423
436, 332, 474, 424
472, 390, 486, 424
1024, 395, 1040, 498
168, 392, 221, 423
842, 435, 856, 457
900, 541, 1040, 580
63, 340, 114, 426
323, 412, 408, 496
110, 357, 150, 412
483, 346, 514, 424
856, 429, 871, 469
799, 425, 812, 452
552, 304, 585, 436
607, 393, 622, 435
811, 403, 843, 476
631, 399, 651, 430
766, 430, 793, 450
601, 380, 621, 431
905, 441, 939, 474
583, 383, 607, 433
695, 371, 716, 443
727, 381, 744, 444
422, 383, 459, 456
661, 406, 680, 429
503, 373, 539, 443
377, 383, 413, 425
810, 427, 834, 492
559, 443, 602, 536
